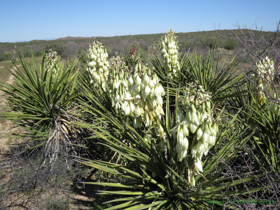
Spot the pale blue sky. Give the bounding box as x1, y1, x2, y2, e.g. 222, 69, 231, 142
1, 0, 279, 42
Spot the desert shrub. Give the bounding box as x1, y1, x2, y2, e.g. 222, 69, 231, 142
200, 36, 221, 49
34, 51, 42, 57
45, 43, 65, 56
77, 46, 88, 64
223, 39, 239, 50
179, 39, 198, 53
0, 54, 6, 61
17, 48, 31, 57
4, 51, 15, 62
74, 30, 270, 209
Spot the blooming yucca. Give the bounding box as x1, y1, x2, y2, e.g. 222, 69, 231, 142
108, 59, 166, 135
86, 41, 166, 135
45, 49, 63, 77
159, 29, 180, 78
129, 62, 165, 134
251, 56, 275, 105
170, 82, 218, 186
87, 41, 110, 90
107, 54, 131, 113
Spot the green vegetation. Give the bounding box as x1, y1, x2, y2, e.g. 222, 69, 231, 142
0, 29, 279, 209
0, 29, 273, 61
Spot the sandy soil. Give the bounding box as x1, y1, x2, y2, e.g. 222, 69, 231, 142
0, 66, 20, 156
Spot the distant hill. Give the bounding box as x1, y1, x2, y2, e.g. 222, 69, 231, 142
56, 36, 91, 41
0, 29, 278, 60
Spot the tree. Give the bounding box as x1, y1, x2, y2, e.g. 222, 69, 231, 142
45, 43, 65, 56
4, 51, 16, 62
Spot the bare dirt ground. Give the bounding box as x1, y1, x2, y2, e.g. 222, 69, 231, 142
0, 66, 21, 156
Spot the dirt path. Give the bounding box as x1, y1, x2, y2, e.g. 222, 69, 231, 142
0, 65, 21, 155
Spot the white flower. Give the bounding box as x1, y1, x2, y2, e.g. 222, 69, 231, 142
202, 132, 209, 144
143, 74, 150, 85
156, 105, 164, 115
88, 61, 96, 66
128, 76, 134, 86
91, 54, 97, 60
182, 121, 189, 136
135, 95, 141, 99
161, 49, 167, 54
189, 122, 198, 134
181, 137, 189, 150
144, 85, 151, 97
208, 135, 216, 146
134, 75, 141, 85
114, 81, 120, 89
156, 95, 163, 106
135, 106, 142, 117
177, 127, 184, 142
196, 128, 203, 140
188, 169, 195, 186
122, 102, 130, 115
177, 110, 184, 123
115, 94, 120, 101
195, 159, 203, 173
130, 102, 135, 113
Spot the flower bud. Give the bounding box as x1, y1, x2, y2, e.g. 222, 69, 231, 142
156, 105, 164, 115
196, 128, 203, 140
144, 85, 151, 98
177, 127, 184, 142
188, 169, 195, 187
195, 159, 203, 173
122, 102, 130, 115
202, 132, 209, 144
208, 135, 216, 146
130, 102, 135, 113
128, 76, 134, 86
143, 74, 149, 85
189, 122, 198, 134
134, 75, 141, 85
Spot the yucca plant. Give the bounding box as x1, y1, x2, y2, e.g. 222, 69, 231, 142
73, 34, 271, 209
123, 44, 148, 69
151, 30, 245, 103
230, 56, 280, 175
246, 95, 280, 175
76, 77, 267, 209
0, 51, 80, 166
224, 66, 280, 206
239, 81, 280, 173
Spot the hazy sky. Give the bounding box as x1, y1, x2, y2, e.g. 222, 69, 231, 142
1, 0, 279, 42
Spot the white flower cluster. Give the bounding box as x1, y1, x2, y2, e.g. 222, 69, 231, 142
170, 83, 218, 186
160, 29, 180, 78
45, 50, 61, 76
86, 42, 166, 136
131, 63, 165, 134
251, 56, 274, 105
107, 55, 131, 113
256, 56, 274, 81
87, 41, 110, 90
108, 58, 166, 135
